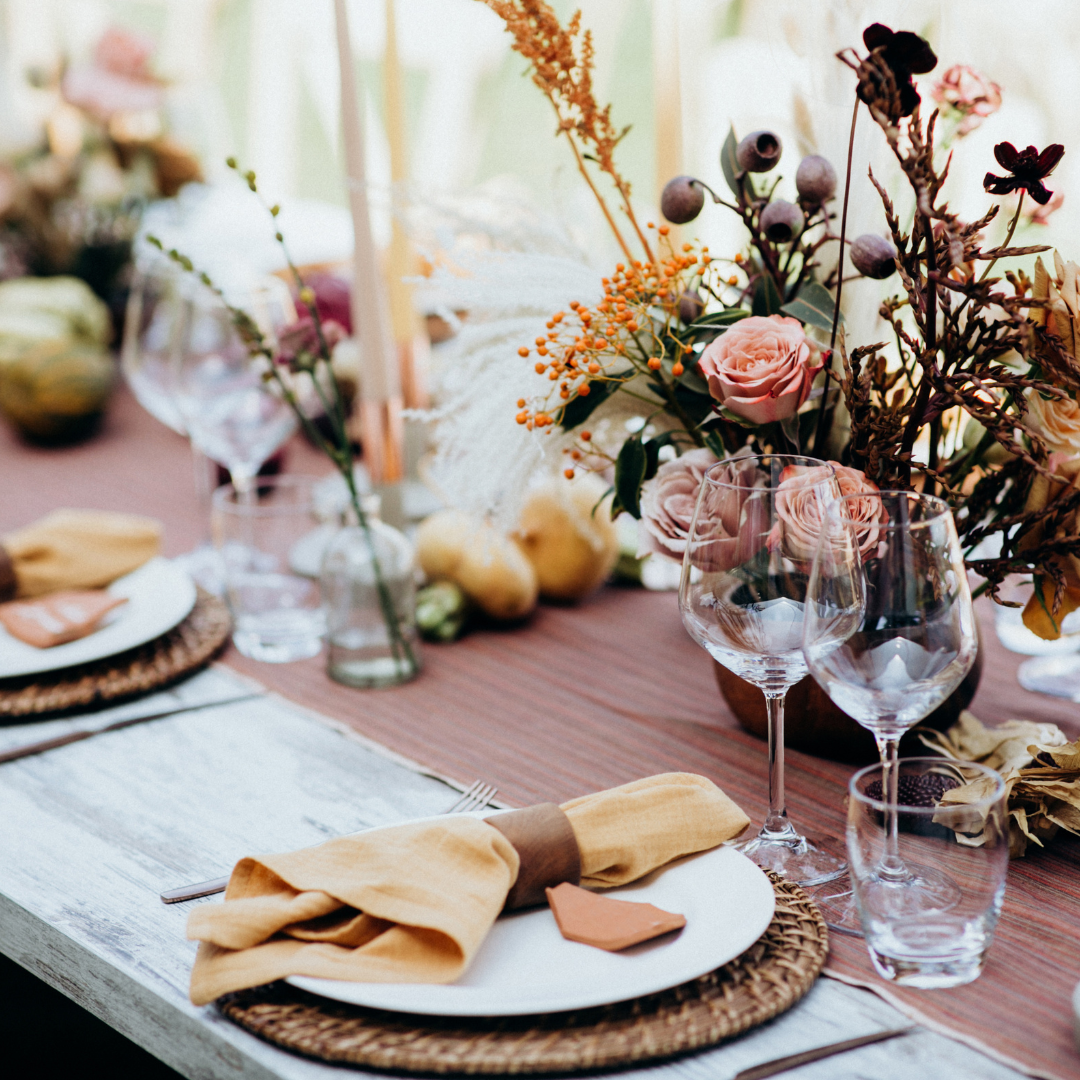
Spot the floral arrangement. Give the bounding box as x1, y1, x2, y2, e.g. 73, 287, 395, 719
479, 1, 1080, 639
0, 27, 201, 308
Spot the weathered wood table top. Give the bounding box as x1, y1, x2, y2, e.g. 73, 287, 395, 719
2, 387, 1078, 1080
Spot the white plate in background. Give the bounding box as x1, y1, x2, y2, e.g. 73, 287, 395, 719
0, 558, 197, 678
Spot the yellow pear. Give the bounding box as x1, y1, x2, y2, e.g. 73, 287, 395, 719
515, 473, 619, 602
415, 509, 538, 621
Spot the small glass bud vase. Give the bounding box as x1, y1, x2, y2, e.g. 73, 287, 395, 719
320, 503, 421, 688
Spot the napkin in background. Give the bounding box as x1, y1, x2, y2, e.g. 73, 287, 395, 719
186, 772, 750, 1005
1, 509, 161, 600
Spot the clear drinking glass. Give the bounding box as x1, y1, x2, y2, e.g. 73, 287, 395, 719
803, 491, 979, 931
679, 454, 846, 885
212, 475, 328, 662
173, 279, 298, 493
848, 758, 1008, 987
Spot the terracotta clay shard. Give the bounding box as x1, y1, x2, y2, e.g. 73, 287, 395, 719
0, 590, 127, 648
545, 881, 686, 952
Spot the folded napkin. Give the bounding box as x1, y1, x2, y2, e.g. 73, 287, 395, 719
0, 509, 161, 600
186, 772, 750, 1006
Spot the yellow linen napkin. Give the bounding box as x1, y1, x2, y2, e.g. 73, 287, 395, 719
186, 772, 749, 1006
2, 509, 161, 599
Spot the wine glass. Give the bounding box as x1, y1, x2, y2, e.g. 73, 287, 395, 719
679, 454, 847, 885
122, 261, 227, 589
121, 261, 188, 436
802, 490, 979, 931
172, 278, 298, 495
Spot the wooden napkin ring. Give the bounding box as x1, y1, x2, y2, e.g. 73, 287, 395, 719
486, 803, 581, 910
0, 546, 15, 603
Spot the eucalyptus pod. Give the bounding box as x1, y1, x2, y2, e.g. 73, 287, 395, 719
660, 176, 705, 224
850, 234, 899, 278
795, 155, 837, 203
735, 130, 782, 172
760, 200, 805, 242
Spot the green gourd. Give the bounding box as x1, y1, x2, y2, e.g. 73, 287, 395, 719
0, 339, 115, 442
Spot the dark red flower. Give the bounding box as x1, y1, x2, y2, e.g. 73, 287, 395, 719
861, 23, 938, 117
983, 142, 1065, 205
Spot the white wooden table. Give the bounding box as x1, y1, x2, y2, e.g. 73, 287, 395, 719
0, 666, 1031, 1080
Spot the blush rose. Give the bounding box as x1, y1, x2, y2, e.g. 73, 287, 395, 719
638, 447, 718, 560
931, 65, 1002, 136
771, 463, 883, 563
698, 315, 823, 425
689, 451, 770, 573
1026, 389, 1080, 458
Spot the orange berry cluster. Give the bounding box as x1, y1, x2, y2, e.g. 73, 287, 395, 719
515, 234, 723, 431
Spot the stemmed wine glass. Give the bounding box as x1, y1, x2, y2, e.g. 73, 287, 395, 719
121, 261, 189, 437
679, 454, 847, 885
171, 278, 298, 496
802, 491, 979, 931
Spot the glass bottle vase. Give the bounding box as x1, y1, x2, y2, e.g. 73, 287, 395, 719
320, 516, 421, 688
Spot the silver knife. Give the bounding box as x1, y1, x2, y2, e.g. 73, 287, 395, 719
0, 694, 262, 766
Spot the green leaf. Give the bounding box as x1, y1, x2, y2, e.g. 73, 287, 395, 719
688, 309, 750, 329
644, 438, 661, 482
642, 432, 677, 482
720, 125, 742, 198
559, 378, 618, 429
614, 437, 648, 518
752, 274, 783, 317
703, 431, 728, 458
780, 280, 842, 332
677, 365, 711, 396
710, 406, 756, 429
779, 414, 801, 453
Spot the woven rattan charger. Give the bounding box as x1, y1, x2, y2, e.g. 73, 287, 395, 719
220, 872, 827, 1075
0, 589, 231, 718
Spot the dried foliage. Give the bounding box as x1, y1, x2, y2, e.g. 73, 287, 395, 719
919, 711, 1080, 857
839, 33, 1080, 624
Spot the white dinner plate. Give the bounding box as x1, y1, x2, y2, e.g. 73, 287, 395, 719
289, 833, 776, 1017
0, 557, 197, 678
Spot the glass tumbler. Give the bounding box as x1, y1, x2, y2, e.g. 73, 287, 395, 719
847, 757, 1008, 988
212, 475, 328, 662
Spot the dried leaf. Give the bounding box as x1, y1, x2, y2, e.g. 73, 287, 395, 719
917, 710, 1080, 856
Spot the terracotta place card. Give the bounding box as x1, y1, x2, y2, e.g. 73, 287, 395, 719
0, 590, 127, 648
545, 881, 686, 952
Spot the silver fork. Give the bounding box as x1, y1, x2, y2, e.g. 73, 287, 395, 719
159, 779, 499, 904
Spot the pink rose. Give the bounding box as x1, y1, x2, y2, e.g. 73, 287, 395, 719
832, 464, 884, 558
62, 28, 163, 121
94, 27, 155, 80
638, 447, 718, 560
1027, 190, 1064, 227
770, 465, 838, 563
684, 451, 770, 573
771, 462, 884, 564
699, 315, 822, 425
931, 65, 1002, 136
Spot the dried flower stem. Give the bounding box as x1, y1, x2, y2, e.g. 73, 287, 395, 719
814, 95, 859, 455
481, 0, 653, 263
